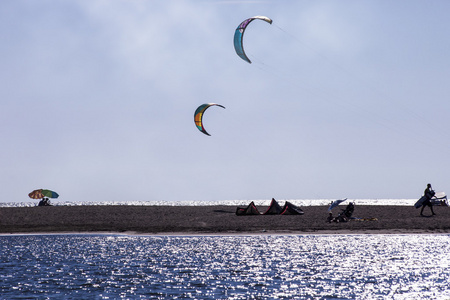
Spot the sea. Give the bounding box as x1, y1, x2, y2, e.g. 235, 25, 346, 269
1, 198, 450, 299
0, 234, 449, 299
0, 198, 428, 207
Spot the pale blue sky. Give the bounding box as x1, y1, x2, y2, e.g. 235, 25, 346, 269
1, 0, 449, 203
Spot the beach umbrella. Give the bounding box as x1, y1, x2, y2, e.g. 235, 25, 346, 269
42, 189, 59, 199
28, 189, 44, 199
328, 199, 347, 212
28, 189, 59, 199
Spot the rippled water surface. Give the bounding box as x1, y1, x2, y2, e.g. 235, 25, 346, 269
0, 198, 420, 207
1, 234, 449, 299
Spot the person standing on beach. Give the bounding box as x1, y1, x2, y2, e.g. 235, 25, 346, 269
421, 183, 436, 216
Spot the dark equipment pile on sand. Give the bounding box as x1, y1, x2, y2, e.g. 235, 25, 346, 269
236, 198, 304, 216
328, 202, 355, 223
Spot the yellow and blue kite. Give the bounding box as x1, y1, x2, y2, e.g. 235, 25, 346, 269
194, 103, 225, 136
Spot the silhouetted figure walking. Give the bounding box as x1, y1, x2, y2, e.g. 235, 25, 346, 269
421, 183, 436, 216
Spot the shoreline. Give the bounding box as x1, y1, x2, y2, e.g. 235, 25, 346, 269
0, 205, 449, 235
1, 230, 450, 236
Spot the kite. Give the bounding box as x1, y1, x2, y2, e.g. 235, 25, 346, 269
194, 103, 225, 136
233, 16, 273, 64
328, 199, 348, 212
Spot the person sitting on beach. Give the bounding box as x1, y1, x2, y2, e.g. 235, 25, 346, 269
421, 183, 436, 216
38, 198, 51, 206
327, 213, 333, 223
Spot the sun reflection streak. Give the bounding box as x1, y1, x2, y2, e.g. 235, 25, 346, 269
0, 235, 449, 298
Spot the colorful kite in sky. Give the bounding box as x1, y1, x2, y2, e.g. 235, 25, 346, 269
233, 16, 273, 64
194, 103, 225, 136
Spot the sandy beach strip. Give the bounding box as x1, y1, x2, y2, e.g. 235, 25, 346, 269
0, 205, 449, 235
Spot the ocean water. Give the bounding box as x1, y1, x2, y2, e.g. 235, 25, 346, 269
0, 198, 422, 207
1, 234, 449, 299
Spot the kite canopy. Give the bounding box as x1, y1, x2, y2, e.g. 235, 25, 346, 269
234, 16, 273, 64
236, 199, 304, 216
194, 103, 225, 136
328, 199, 347, 212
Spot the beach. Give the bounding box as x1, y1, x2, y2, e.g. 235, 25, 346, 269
0, 204, 449, 235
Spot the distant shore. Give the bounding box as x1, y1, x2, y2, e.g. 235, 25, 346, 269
0, 205, 449, 235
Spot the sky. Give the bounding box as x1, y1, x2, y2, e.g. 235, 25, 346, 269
1, 0, 450, 203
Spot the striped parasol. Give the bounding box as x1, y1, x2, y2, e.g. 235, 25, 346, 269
28, 189, 59, 199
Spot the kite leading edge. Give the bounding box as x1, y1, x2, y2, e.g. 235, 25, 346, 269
233, 16, 273, 64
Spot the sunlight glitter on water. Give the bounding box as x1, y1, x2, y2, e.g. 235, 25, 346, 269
0, 198, 418, 207
1, 234, 449, 299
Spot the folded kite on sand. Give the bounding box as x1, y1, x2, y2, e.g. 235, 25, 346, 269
236, 198, 304, 216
